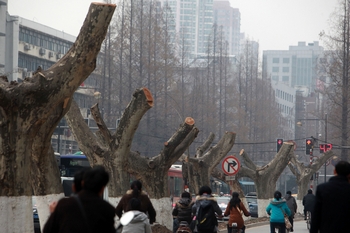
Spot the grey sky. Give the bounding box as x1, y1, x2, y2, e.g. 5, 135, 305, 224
8, 0, 338, 52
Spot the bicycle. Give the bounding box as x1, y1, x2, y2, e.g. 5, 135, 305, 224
274, 225, 290, 233
306, 210, 311, 230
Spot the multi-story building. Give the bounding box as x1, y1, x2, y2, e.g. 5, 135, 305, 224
213, 0, 241, 56
159, 0, 214, 58
263, 41, 325, 143
1, 0, 101, 154
263, 41, 324, 94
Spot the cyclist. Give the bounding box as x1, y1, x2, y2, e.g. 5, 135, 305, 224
302, 189, 315, 220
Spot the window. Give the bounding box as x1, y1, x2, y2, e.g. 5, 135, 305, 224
282, 76, 289, 82
272, 67, 279, 72
283, 58, 290, 63
272, 76, 279, 81
273, 58, 279, 63
283, 67, 289, 72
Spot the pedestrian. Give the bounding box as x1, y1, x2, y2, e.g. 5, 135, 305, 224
266, 190, 291, 233
302, 189, 315, 220
310, 160, 350, 233
284, 191, 297, 232
121, 198, 152, 233
116, 180, 156, 224
49, 167, 92, 213
172, 191, 194, 233
43, 166, 116, 233
191, 185, 222, 233
224, 192, 251, 233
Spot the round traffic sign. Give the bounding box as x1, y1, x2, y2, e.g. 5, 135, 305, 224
222, 156, 240, 176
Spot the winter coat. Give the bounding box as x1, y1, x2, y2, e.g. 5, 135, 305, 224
122, 210, 152, 233
310, 175, 350, 233
192, 194, 222, 233
172, 197, 194, 224
116, 190, 156, 224
266, 198, 291, 223
302, 193, 316, 212
284, 194, 297, 216
224, 201, 250, 229
43, 190, 116, 233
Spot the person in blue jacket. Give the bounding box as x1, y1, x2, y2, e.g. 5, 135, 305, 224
266, 190, 291, 233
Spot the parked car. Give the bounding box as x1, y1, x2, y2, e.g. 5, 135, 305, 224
216, 196, 231, 221
245, 192, 258, 217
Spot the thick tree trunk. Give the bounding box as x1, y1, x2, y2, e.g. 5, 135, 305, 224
238, 142, 294, 217
0, 3, 115, 232
288, 150, 335, 200
183, 132, 236, 194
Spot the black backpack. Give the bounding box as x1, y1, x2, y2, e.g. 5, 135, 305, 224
196, 201, 217, 232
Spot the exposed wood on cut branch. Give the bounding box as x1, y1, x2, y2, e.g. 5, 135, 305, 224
239, 149, 257, 170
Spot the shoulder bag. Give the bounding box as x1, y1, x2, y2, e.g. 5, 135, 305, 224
279, 207, 292, 230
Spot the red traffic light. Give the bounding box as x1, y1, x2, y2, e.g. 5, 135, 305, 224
277, 139, 283, 145
306, 139, 312, 145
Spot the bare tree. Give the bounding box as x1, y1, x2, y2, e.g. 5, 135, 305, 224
0, 3, 115, 232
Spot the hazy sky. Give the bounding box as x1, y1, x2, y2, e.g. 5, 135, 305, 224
8, 0, 339, 52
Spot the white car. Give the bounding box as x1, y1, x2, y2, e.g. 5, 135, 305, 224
216, 196, 231, 221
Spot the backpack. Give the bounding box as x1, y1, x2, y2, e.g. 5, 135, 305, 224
195, 201, 217, 232
176, 221, 192, 233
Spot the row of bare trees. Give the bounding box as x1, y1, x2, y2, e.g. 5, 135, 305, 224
94, 0, 285, 163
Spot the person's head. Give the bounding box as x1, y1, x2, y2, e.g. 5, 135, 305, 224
229, 192, 241, 208
307, 189, 312, 194
198, 185, 212, 195
82, 165, 109, 196
274, 191, 282, 200
286, 191, 292, 195
73, 167, 91, 193
181, 191, 191, 199
334, 160, 350, 176
129, 198, 141, 211
130, 180, 142, 198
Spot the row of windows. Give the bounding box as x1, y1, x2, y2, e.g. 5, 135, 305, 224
276, 89, 294, 103
273, 58, 290, 63
19, 26, 72, 54
278, 103, 293, 115
272, 75, 290, 82
272, 67, 290, 73
19, 53, 54, 72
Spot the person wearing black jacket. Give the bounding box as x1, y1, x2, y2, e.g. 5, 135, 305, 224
172, 191, 193, 233
192, 186, 222, 233
302, 189, 315, 220
310, 161, 350, 233
43, 166, 116, 233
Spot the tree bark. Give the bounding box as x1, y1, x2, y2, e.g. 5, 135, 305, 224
0, 3, 115, 232
288, 150, 335, 200
183, 132, 236, 195
238, 142, 294, 217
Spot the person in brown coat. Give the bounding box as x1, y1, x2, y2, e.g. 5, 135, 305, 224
116, 180, 156, 224
224, 192, 251, 233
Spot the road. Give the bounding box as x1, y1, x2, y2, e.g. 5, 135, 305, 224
245, 220, 309, 233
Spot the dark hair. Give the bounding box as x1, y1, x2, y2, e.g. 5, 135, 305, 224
129, 198, 141, 211
274, 191, 282, 200
286, 191, 292, 195
83, 166, 109, 193
130, 180, 142, 198
335, 161, 350, 176
229, 192, 241, 209
308, 189, 312, 194
199, 185, 212, 195
181, 191, 191, 198
74, 167, 92, 193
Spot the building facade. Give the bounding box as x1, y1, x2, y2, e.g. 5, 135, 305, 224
1, 0, 101, 154
213, 0, 241, 56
